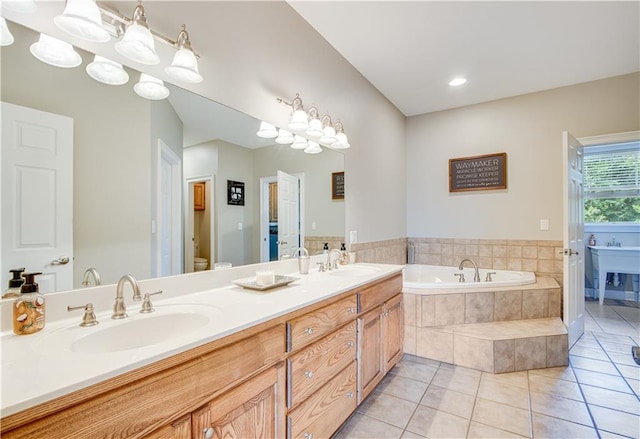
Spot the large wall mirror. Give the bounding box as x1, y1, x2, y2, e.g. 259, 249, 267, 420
1, 20, 345, 292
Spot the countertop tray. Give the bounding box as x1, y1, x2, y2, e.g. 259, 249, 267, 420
232, 275, 299, 291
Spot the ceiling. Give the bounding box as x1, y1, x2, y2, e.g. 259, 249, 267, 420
288, 1, 640, 117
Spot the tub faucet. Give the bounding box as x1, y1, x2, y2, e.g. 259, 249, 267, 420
81, 267, 101, 287
112, 274, 142, 319
459, 258, 481, 282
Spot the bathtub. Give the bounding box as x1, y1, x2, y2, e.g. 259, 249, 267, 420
403, 264, 536, 290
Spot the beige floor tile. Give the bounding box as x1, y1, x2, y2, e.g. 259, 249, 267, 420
608, 350, 640, 366
599, 431, 637, 439
377, 373, 429, 403
420, 384, 475, 419
589, 405, 640, 439
616, 363, 640, 381
627, 378, 640, 396
528, 373, 584, 401
581, 384, 640, 415
569, 345, 609, 361
431, 365, 481, 396
530, 390, 593, 426
595, 332, 638, 345
390, 359, 439, 384
531, 413, 598, 439
570, 355, 621, 375
356, 391, 417, 429
600, 340, 637, 354
528, 365, 576, 382
333, 413, 403, 439
481, 370, 529, 389
467, 421, 528, 438
477, 379, 530, 410
472, 398, 532, 437
573, 368, 633, 394
405, 405, 469, 439
399, 431, 427, 439
402, 354, 442, 369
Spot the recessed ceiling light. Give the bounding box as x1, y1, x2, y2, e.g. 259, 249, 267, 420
449, 77, 467, 87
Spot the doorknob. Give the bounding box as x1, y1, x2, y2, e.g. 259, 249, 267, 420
51, 256, 70, 265
276, 241, 288, 245
562, 249, 579, 256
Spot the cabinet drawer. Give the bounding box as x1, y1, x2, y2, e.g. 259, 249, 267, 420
358, 274, 402, 313
288, 321, 357, 408
287, 362, 357, 439
287, 295, 357, 352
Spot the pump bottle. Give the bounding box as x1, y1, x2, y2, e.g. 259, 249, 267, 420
3, 268, 25, 299
13, 272, 45, 335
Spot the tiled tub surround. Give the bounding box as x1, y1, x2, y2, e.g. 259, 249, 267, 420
304, 236, 345, 255
403, 277, 568, 373
350, 238, 408, 265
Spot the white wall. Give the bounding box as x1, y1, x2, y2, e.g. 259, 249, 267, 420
406, 73, 640, 240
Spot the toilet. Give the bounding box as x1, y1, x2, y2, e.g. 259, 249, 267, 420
194, 257, 208, 271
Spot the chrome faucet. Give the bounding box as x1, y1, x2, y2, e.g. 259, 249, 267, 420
458, 258, 481, 282
112, 274, 142, 319
81, 267, 102, 287
327, 249, 343, 270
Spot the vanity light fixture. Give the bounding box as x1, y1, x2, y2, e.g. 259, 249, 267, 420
275, 129, 294, 145
290, 135, 308, 150
256, 121, 279, 139
86, 55, 129, 85
286, 94, 309, 131
30, 33, 82, 68
304, 141, 322, 154
318, 114, 337, 146
133, 73, 169, 100
114, 1, 159, 65
1, 18, 14, 46
1, 0, 37, 14
165, 25, 202, 83
54, 0, 110, 43
305, 107, 323, 138
331, 121, 350, 149
449, 77, 467, 87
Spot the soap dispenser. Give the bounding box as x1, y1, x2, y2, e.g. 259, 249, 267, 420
13, 272, 45, 335
3, 268, 25, 299
323, 242, 329, 254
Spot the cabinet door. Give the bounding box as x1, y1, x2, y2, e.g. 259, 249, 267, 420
192, 363, 285, 439
144, 415, 191, 439
194, 182, 205, 211
357, 306, 383, 404
382, 294, 404, 372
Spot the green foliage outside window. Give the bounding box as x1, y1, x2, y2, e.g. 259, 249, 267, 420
584, 197, 640, 223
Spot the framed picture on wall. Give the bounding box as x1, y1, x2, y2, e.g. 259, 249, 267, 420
332, 171, 345, 200
227, 180, 245, 206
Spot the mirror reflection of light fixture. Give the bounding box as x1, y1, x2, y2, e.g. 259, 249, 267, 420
54, 0, 110, 43
305, 107, 323, 138
304, 141, 322, 154
86, 55, 129, 85
30, 33, 82, 68
134, 73, 169, 100
256, 121, 278, 139
331, 121, 350, 149
318, 114, 337, 145
1, 18, 14, 46
290, 135, 308, 150
288, 94, 309, 131
1, 0, 37, 14
114, 1, 159, 65
165, 25, 202, 83
275, 129, 294, 145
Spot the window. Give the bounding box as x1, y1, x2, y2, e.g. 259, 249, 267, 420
583, 141, 640, 223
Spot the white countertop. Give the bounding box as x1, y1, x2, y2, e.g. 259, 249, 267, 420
0, 261, 403, 418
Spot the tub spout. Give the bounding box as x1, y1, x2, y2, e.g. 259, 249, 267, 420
459, 258, 481, 282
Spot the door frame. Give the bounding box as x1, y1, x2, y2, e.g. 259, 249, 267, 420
155, 139, 182, 278
184, 175, 215, 272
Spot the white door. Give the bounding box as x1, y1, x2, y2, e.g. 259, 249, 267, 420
156, 140, 182, 277
562, 131, 585, 347
1, 102, 74, 293
277, 170, 300, 258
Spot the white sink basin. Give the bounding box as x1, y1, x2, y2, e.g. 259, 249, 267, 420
71, 309, 215, 354
329, 265, 380, 277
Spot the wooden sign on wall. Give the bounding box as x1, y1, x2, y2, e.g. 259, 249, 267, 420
449, 152, 507, 192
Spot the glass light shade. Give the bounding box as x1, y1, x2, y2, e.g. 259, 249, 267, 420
30, 33, 82, 68
304, 141, 322, 154
134, 73, 169, 100
305, 117, 323, 138
54, 0, 110, 43
290, 135, 308, 150
288, 109, 309, 131
2, 0, 37, 13
115, 23, 159, 65
86, 55, 129, 85
165, 47, 202, 83
275, 129, 294, 145
256, 121, 278, 139
332, 132, 350, 149
318, 125, 337, 145
1, 18, 14, 47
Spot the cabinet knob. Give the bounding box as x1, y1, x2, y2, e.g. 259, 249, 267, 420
203, 427, 214, 439
346, 391, 354, 399
304, 433, 313, 439
304, 327, 314, 335
304, 370, 314, 379
347, 341, 355, 348
347, 307, 356, 314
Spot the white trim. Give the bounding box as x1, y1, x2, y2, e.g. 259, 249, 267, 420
585, 223, 640, 233
156, 139, 182, 277
578, 130, 640, 146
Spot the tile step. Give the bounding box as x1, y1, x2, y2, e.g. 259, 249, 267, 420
434, 317, 568, 341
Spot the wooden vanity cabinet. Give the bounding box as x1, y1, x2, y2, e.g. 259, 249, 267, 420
144, 416, 192, 439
